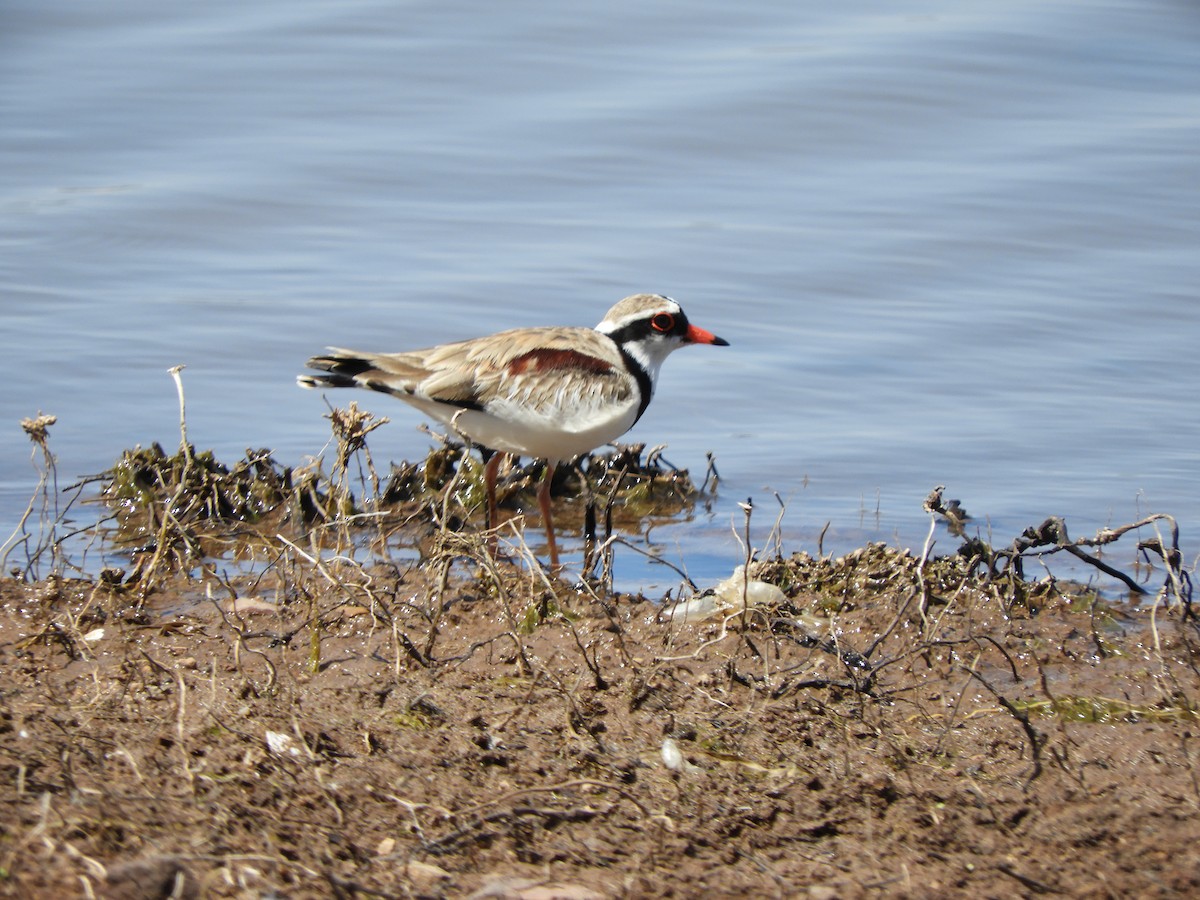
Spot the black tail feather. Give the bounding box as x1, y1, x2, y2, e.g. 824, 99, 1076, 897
304, 355, 374, 377
298, 354, 378, 390
297, 372, 359, 390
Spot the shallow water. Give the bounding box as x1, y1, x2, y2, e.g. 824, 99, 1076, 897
3, 0, 1199, 590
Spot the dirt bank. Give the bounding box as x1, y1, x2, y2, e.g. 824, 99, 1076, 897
3, 539, 1199, 898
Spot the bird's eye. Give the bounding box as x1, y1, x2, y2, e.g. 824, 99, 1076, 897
651, 313, 675, 333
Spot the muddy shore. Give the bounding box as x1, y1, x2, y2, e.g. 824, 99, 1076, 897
2, 434, 1199, 898
4, 543, 1200, 898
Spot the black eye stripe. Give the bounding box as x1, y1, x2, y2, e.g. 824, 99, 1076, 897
606, 311, 689, 345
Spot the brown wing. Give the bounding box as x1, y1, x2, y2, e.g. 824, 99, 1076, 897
304, 326, 634, 414
436, 327, 634, 415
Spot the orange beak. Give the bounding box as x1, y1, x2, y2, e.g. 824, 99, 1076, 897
685, 324, 730, 346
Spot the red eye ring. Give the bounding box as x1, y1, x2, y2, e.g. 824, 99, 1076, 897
651, 313, 675, 333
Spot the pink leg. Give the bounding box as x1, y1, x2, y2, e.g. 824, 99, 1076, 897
536, 461, 560, 569
484, 452, 504, 556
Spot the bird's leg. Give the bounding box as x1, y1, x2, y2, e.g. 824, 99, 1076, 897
537, 461, 560, 569
483, 451, 504, 558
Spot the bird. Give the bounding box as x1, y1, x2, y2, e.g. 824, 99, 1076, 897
297, 293, 728, 567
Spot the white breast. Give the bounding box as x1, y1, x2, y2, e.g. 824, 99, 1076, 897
400, 393, 641, 462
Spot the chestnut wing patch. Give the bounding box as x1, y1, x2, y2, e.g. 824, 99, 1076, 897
506, 348, 616, 377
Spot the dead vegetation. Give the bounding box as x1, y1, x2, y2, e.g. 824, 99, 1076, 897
2, 374, 1200, 898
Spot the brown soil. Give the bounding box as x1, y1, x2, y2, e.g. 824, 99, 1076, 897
3, 543, 1200, 899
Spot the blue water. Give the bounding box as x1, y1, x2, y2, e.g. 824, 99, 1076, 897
3, 0, 1199, 591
